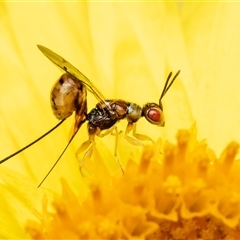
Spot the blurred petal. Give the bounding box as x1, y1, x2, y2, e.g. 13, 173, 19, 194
25, 127, 240, 239
181, 2, 240, 153
0, 166, 46, 238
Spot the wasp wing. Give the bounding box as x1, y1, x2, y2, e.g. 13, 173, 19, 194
37, 45, 105, 103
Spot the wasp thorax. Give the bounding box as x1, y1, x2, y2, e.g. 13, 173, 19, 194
51, 73, 85, 120
142, 102, 165, 126
127, 103, 142, 123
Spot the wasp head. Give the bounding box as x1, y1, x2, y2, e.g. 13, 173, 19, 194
142, 102, 165, 126
142, 70, 180, 127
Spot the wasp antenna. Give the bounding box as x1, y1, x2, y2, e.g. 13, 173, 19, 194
164, 70, 180, 95
159, 72, 172, 101
159, 70, 180, 101
0, 119, 66, 164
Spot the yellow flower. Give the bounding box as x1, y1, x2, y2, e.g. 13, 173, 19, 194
0, 2, 240, 239
24, 128, 240, 239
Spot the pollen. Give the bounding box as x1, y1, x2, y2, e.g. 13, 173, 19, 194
26, 127, 240, 239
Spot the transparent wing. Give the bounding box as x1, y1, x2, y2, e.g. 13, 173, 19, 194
37, 45, 105, 103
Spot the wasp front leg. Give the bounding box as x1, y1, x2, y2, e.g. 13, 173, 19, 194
124, 122, 154, 146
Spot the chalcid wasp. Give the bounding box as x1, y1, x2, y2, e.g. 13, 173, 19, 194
0, 45, 180, 187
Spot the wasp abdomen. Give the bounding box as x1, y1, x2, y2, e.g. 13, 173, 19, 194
51, 73, 86, 120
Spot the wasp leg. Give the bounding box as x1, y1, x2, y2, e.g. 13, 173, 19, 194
97, 126, 124, 174
125, 122, 154, 145
76, 134, 95, 176
132, 123, 154, 144
125, 122, 143, 146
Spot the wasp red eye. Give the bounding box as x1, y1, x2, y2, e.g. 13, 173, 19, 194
148, 109, 161, 122
142, 103, 165, 126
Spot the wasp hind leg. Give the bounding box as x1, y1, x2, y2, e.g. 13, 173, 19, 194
125, 122, 154, 145
76, 134, 95, 176
97, 126, 124, 174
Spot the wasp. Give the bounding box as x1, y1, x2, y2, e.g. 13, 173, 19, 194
0, 45, 180, 187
